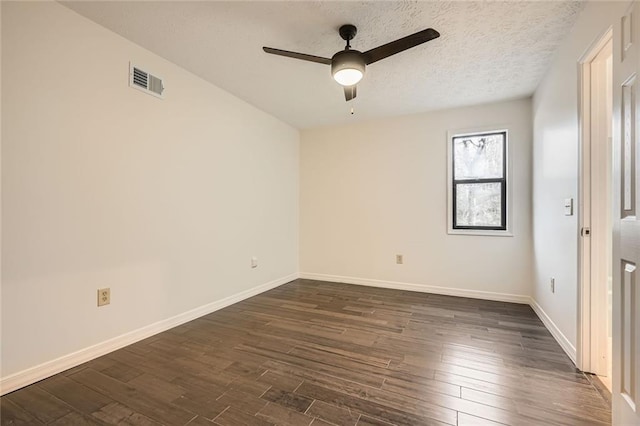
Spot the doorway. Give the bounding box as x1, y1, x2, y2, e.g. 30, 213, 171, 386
579, 31, 613, 390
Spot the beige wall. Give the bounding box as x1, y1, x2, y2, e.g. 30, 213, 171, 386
1, 1, 299, 381
532, 1, 627, 358
300, 98, 533, 300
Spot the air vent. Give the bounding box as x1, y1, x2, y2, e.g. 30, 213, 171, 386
129, 63, 164, 98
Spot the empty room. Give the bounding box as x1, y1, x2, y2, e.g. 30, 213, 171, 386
1, 1, 639, 425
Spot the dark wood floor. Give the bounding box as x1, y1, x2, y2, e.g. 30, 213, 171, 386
1, 279, 611, 426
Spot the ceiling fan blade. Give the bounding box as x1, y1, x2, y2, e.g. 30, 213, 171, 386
362, 28, 440, 65
263, 47, 332, 65
344, 85, 357, 101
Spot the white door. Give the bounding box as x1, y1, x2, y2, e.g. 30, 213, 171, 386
612, 2, 640, 424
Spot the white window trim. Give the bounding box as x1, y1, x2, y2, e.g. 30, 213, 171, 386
446, 127, 513, 237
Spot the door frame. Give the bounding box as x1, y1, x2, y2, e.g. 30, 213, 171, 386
577, 28, 613, 374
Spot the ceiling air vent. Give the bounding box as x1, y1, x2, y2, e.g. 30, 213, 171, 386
129, 63, 164, 98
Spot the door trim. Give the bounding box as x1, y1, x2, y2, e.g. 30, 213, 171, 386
577, 28, 613, 374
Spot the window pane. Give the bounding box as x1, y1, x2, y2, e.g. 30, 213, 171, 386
455, 182, 502, 227
453, 133, 504, 179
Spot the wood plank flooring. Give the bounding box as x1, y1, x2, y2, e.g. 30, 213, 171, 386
1, 279, 611, 425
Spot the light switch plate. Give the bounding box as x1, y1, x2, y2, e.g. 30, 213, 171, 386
564, 198, 573, 216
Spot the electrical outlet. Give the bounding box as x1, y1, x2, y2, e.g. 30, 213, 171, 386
97, 288, 110, 306
251, 256, 258, 269
396, 254, 403, 264
550, 278, 555, 293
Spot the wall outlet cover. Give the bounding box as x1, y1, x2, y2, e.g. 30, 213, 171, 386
97, 288, 111, 307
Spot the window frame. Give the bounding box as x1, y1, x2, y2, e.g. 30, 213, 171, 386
447, 129, 512, 236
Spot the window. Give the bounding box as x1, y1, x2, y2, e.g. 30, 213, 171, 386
449, 130, 508, 233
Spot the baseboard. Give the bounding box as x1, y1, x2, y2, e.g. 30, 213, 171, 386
299, 273, 577, 364
299, 272, 531, 304
529, 298, 577, 364
0, 273, 298, 396
1, 273, 577, 395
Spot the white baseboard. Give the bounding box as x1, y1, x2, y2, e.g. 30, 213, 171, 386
529, 298, 577, 364
299, 272, 531, 304
300, 273, 577, 364
0, 273, 298, 396
1, 273, 578, 395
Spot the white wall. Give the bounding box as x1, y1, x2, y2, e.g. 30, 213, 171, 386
1, 1, 299, 386
300, 98, 533, 301
532, 1, 627, 358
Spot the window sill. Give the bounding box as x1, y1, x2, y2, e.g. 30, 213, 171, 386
448, 229, 513, 237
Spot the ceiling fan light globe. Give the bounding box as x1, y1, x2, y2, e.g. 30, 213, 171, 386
333, 68, 363, 86
331, 50, 366, 86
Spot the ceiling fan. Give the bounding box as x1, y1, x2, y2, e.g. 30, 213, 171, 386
263, 24, 440, 102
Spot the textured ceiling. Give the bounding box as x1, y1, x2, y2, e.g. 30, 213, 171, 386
61, 1, 585, 129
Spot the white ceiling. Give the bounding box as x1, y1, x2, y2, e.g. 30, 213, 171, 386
61, 1, 585, 129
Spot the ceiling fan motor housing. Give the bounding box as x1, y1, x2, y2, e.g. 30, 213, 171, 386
331, 50, 366, 86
